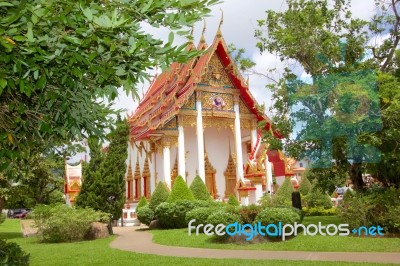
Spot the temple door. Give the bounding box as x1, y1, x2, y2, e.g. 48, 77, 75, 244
204, 153, 217, 198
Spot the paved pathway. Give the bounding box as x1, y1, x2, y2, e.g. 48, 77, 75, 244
110, 226, 400, 264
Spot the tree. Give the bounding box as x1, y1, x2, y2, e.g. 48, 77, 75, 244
0, 0, 219, 174
227, 195, 240, 206
136, 196, 148, 212
255, 0, 388, 191
149, 182, 170, 211
75, 117, 128, 233
189, 175, 212, 201
167, 176, 194, 202
75, 136, 104, 207
298, 174, 312, 196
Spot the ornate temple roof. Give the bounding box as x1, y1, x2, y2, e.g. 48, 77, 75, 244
128, 28, 281, 141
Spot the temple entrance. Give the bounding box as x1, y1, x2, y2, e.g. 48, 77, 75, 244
204, 153, 217, 199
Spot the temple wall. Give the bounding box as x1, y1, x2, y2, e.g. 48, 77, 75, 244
204, 127, 233, 199
184, 126, 199, 185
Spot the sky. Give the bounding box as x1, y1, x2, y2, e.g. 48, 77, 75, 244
71, 0, 379, 163
113, 0, 378, 116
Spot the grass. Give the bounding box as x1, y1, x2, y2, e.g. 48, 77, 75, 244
151, 216, 400, 253
0, 218, 397, 266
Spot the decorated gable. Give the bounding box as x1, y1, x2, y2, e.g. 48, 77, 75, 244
200, 54, 233, 88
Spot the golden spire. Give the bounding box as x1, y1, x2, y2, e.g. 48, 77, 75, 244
188, 25, 194, 44
200, 19, 206, 43
217, 8, 224, 37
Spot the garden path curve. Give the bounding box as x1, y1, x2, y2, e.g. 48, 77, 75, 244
110, 226, 400, 264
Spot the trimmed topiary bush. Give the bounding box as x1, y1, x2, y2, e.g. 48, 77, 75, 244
190, 176, 212, 201
303, 188, 333, 209
0, 240, 30, 265
155, 200, 196, 229
186, 207, 213, 227
299, 175, 312, 195
137, 206, 154, 226
136, 196, 148, 212
255, 207, 301, 227
276, 177, 294, 199
207, 209, 242, 241
227, 195, 240, 206
149, 182, 170, 211
167, 176, 195, 203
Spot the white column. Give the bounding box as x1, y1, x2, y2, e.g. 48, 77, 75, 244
149, 144, 156, 194
234, 102, 244, 181
255, 184, 263, 203
251, 127, 257, 149
265, 155, 273, 194
240, 196, 249, 206
163, 140, 171, 189
178, 124, 186, 177
196, 97, 205, 181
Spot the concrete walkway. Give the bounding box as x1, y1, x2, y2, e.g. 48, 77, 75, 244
110, 226, 400, 264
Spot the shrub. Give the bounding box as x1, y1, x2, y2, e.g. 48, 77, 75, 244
136, 196, 148, 212
149, 182, 169, 211
186, 207, 213, 227
137, 206, 154, 226
0, 240, 30, 265
238, 205, 263, 224
255, 207, 301, 226
276, 177, 294, 199
190, 176, 212, 201
167, 176, 195, 202
302, 207, 338, 216
259, 193, 292, 208
0, 213, 5, 224
299, 175, 312, 195
32, 204, 109, 242
207, 209, 242, 240
227, 195, 240, 206
155, 200, 196, 229
303, 188, 333, 209
339, 187, 400, 233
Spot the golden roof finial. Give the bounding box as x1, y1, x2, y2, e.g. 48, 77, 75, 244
188, 25, 194, 44
200, 19, 206, 43
217, 8, 224, 37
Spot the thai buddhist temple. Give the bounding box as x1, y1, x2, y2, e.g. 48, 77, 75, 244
64, 162, 82, 206
124, 22, 294, 215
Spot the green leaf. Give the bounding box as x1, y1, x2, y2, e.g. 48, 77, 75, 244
26, 22, 34, 42
33, 70, 39, 80
81, 6, 93, 22
141, 0, 153, 13
0, 78, 6, 92
63, 36, 81, 45
0, 2, 13, 7
168, 31, 174, 44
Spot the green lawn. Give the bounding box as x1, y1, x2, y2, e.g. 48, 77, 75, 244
151, 216, 400, 253
0, 219, 397, 266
